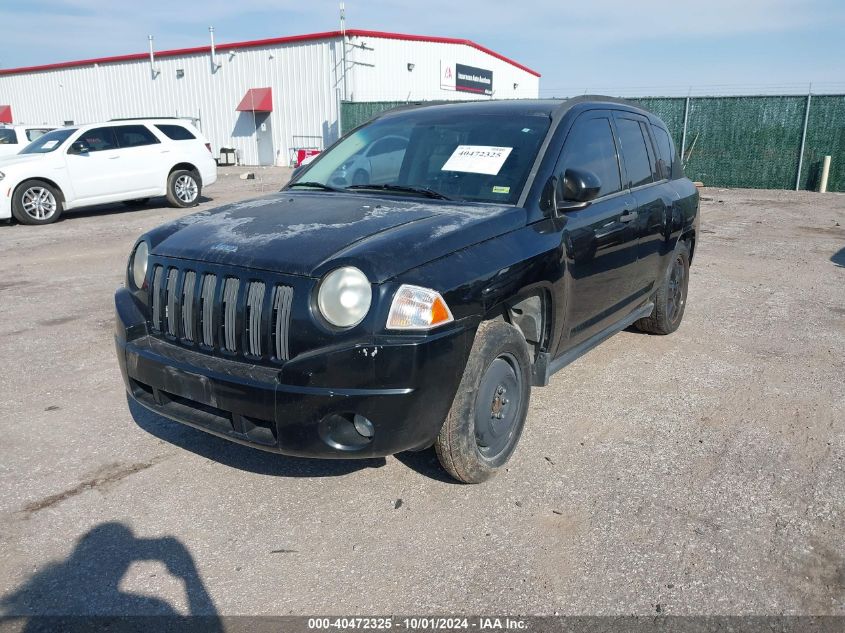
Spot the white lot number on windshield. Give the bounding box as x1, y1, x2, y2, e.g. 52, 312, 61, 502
441, 145, 513, 176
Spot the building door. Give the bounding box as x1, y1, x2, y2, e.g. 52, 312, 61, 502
254, 113, 274, 166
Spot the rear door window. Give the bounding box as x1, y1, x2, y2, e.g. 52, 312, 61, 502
155, 124, 196, 141
615, 117, 654, 188
0, 129, 17, 144
115, 125, 160, 148
76, 127, 119, 152
556, 115, 622, 197
367, 136, 408, 156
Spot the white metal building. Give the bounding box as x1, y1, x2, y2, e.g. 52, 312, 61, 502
0, 29, 540, 166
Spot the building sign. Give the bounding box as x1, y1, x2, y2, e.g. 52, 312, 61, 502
455, 63, 493, 95
440, 62, 494, 96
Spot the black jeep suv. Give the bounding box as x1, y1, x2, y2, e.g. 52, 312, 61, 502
115, 97, 699, 483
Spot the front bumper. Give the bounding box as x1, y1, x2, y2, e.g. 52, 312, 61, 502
0, 185, 12, 220
115, 287, 472, 458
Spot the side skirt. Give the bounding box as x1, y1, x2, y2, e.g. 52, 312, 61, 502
532, 301, 654, 386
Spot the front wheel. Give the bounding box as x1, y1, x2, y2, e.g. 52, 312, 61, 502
635, 241, 690, 334
166, 170, 201, 208
11, 180, 64, 225
435, 321, 532, 483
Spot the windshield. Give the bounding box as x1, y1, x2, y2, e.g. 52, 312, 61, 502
20, 128, 77, 154
294, 111, 551, 204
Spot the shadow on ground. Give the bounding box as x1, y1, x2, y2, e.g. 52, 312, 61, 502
129, 397, 387, 478
0, 522, 221, 632
63, 196, 214, 220
832, 246, 845, 268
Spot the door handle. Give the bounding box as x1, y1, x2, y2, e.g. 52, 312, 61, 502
160, 150, 170, 154
619, 211, 638, 223
108, 155, 120, 160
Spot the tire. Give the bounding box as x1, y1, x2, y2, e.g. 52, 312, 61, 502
166, 170, 201, 208
635, 241, 691, 335
435, 321, 532, 483
122, 198, 150, 208
11, 180, 64, 225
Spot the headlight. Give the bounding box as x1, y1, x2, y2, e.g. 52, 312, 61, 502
317, 266, 372, 328
130, 241, 149, 289
386, 284, 454, 330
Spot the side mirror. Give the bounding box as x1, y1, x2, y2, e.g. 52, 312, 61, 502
68, 140, 91, 155
557, 168, 601, 210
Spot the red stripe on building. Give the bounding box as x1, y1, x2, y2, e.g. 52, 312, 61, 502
0, 29, 540, 78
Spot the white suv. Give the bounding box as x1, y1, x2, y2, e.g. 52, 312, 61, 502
0, 124, 56, 157
0, 119, 217, 225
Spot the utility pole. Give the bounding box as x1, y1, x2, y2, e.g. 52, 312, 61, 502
209, 26, 222, 73
148, 35, 160, 79
340, 1, 348, 100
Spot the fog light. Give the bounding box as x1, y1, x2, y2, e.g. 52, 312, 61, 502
353, 414, 374, 438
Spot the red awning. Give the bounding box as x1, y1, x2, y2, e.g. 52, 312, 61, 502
0, 105, 12, 124
236, 88, 272, 112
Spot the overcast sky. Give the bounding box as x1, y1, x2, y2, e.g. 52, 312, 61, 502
2, 0, 843, 96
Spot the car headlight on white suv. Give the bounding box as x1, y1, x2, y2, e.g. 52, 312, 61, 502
129, 241, 149, 289
317, 266, 372, 328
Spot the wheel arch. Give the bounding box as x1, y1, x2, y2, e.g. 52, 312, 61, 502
13, 177, 66, 204
169, 163, 201, 185
482, 286, 553, 367
681, 228, 696, 263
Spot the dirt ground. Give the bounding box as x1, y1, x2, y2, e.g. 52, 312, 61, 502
0, 169, 842, 618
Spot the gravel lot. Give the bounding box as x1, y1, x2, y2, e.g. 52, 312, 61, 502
0, 170, 842, 618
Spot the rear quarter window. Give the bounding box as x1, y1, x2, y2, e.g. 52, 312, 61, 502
155, 124, 196, 141
0, 129, 17, 144
651, 125, 675, 179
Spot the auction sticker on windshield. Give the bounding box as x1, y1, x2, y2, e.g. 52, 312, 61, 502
441, 145, 513, 175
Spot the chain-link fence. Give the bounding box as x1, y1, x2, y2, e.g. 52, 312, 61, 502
341, 95, 844, 192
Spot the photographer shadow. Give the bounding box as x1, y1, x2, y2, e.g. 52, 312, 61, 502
0, 522, 221, 632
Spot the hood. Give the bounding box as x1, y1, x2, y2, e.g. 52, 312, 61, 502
149, 191, 526, 282
0, 153, 48, 167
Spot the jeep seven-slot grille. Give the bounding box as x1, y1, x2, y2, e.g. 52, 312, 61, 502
149, 264, 293, 362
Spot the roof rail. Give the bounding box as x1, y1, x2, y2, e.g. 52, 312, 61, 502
108, 117, 181, 121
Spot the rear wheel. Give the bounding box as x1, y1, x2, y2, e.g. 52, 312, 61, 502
166, 170, 201, 208
635, 241, 690, 334
11, 180, 63, 225
435, 321, 531, 483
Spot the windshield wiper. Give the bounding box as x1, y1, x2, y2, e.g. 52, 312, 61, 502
345, 184, 453, 200
287, 181, 346, 192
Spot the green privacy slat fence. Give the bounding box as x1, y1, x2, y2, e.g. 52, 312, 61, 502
799, 95, 845, 192
627, 98, 686, 148
341, 96, 845, 191
341, 101, 407, 134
